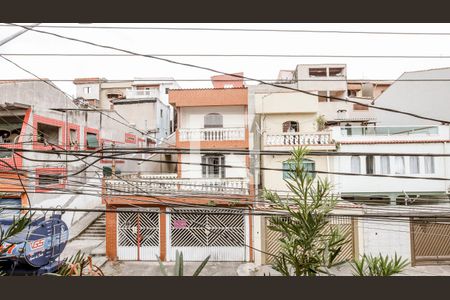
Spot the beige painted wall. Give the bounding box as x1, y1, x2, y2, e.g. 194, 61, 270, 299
262, 113, 318, 135
261, 154, 330, 193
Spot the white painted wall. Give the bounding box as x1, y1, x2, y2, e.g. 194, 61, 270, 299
180, 106, 246, 129
180, 153, 247, 179
358, 217, 412, 262
332, 142, 449, 195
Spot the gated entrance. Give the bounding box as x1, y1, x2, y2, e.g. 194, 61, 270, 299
411, 218, 450, 265
264, 216, 355, 264
117, 209, 160, 260
167, 208, 248, 261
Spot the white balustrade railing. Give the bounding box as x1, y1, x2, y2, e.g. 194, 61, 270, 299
105, 177, 250, 196
265, 132, 333, 146
126, 89, 159, 99
179, 127, 245, 141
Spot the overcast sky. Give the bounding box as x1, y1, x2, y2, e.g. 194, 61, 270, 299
1, 23, 450, 96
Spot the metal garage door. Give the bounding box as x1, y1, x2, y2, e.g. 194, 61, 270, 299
412, 218, 450, 265
167, 208, 248, 261
117, 209, 160, 260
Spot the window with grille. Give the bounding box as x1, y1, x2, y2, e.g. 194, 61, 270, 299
202, 155, 225, 178
283, 159, 315, 179
38, 174, 60, 186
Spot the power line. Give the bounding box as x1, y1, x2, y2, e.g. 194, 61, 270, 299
4, 53, 450, 59
9, 24, 450, 125
3, 24, 450, 36
6, 78, 450, 82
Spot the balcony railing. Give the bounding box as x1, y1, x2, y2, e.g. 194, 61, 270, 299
105, 177, 250, 196
265, 132, 333, 146
125, 89, 159, 99
179, 127, 245, 142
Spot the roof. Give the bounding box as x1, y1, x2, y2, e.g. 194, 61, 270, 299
73, 77, 105, 84
169, 87, 248, 107
0, 79, 50, 84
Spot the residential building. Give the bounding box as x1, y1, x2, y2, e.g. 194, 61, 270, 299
0, 79, 152, 230
331, 124, 450, 265
373, 67, 450, 125
102, 74, 255, 262
73, 77, 180, 142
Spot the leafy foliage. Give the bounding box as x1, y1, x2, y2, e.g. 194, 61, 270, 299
52, 250, 104, 276
156, 250, 210, 276
264, 147, 348, 276
351, 253, 408, 276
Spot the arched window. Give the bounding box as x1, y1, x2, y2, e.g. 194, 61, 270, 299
282, 121, 299, 133
283, 159, 315, 179
351, 156, 360, 173
204, 113, 223, 128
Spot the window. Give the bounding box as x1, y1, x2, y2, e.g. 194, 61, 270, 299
318, 91, 328, 102
165, 88, 170, 94
283, 159, 315, 179
329, 67, 344, 77
395, 157, 405, 174
361, 83, 374, 98
69, 129, 78, 148
309, 68, 327, 77
351, 156, 360, 173
37, 123, 60, 145
160, 109, 163, 118
84, 87, 91, 94
424, 156, 435, 174
380, 156, 390, 174
282, 121, 299, 133
366, 155, 374, 174
204, 113, 223, 128
202, 155, 225, 178
86, 132, 99, 148
348, 90, 357, 97
410, 156, 420, 174
38, 174, 60, 186
0, 198, 21, 216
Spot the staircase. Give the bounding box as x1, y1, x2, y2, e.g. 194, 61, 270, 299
77, 213, 106, 240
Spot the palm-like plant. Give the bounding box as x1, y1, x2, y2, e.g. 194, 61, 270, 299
156, 251, 210, 276
264, 147, 348, 276
351, 253, 408, 276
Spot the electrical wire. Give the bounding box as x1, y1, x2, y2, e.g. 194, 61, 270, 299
9, 23, 450, 125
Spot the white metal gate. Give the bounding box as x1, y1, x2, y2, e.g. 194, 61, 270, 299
167, 208, 248, 261
117, 209, 160, 260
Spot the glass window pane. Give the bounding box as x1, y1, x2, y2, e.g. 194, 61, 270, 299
424, 156, 435, 174
410, 156, 420, 174
351, 156, 360, 173
395, 157, 405, 174
380, 156, 390, 174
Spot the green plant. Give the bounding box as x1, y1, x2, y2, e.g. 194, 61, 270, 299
351, 253, 408, 276
316, 115, 327, 131
264, 147, 348, 276
48, 250, 103, 276
156, 251, 210, 276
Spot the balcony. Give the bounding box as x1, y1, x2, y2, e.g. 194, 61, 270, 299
125, 89, 159, 99
332, 125, 448, 142
179, 127, 245, 142
104, 174, 250, 196
264, 132, 335, 149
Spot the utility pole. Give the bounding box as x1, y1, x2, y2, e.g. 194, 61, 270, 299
111, 142, 116, 176
0, 23, 40, 47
